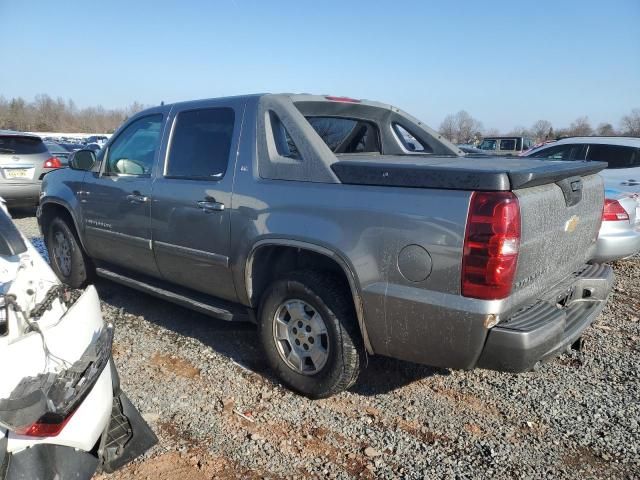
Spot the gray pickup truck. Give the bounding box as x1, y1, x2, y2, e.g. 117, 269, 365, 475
38, 94, 614, 398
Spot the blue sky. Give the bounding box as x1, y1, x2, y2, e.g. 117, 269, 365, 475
1, 0, 638, 131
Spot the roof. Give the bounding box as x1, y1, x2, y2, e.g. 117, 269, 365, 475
142, 93, 397, 112
0, 130, 41, 139
549, 136, 640, 147
481, 136, 531, 140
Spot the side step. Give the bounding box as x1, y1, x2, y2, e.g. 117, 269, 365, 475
95, 267, 250, 321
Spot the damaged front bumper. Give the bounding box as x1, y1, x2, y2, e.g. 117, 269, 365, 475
0, 287, 157, 479
1, 390, 158, 480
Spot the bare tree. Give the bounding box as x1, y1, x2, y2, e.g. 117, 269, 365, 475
439, 111, 483, 144
439, 114, 456, 142
0, 95, 147, 133
596, 123, 616, 136
568, 116, 593, 136
485, 128, 500, 137
456, 111, 483, 144
531, 120, 553, 142
621, 108, 640, 136
509, 125, 531, 137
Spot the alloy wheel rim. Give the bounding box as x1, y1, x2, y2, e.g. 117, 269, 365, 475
53, 230, 72, 277
272, 299, 330, 375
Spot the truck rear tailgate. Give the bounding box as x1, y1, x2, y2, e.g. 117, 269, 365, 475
511, 173, 604, 303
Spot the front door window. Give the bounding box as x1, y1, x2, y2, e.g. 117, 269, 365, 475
105, 114, 163, 176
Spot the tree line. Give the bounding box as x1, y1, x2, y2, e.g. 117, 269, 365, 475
438, 108, 640, 144
0, 94, 147, 133
1, 94, 639, 142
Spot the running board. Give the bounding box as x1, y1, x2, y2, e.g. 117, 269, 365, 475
95, 267, 249, 322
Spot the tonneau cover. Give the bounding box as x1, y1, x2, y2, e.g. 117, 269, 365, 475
331, 155, 607, 191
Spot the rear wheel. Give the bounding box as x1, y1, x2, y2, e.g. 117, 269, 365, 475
46, 217, 93, 288
258, 271, 363, 398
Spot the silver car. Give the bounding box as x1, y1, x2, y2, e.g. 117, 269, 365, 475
525, 137, 640, 262
0, 131, 61, 207
593, 190, 640, 262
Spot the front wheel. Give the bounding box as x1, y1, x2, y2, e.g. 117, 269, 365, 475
46, 217, 93, 288
258, 271, 363, 398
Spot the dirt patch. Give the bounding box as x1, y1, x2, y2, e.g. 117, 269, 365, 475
431, 386, 501, 417
218, 405, 376, 479
562, 446, 620, 477
396, 418, 450, 444
95, 451, 264, 480
151, 352, 201, 379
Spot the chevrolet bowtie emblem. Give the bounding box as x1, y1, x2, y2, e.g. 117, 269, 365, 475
565, 215, 579, 233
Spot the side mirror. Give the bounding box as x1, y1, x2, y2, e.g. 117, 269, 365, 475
70, 149, 96, 171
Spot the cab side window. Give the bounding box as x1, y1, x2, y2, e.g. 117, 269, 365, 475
105, 114, 163, 176
166, 108, 235, 179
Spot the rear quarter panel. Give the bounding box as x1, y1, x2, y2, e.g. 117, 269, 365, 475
231, 157, 477, 364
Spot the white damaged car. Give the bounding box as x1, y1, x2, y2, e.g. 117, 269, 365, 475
0, 202, 156, 478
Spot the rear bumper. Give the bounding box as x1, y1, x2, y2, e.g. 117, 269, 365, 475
476, 263, 614, 372
0, 183, 40, 206
592, 226, 640, 263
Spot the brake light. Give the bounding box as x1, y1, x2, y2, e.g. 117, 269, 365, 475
43, 156, 62, 169
462, 192, 521, 300
15, 412, 75, 437
602, 199, 629, 222
325, 96, 360, 103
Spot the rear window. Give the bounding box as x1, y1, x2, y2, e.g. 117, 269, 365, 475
305, 117, 380, 153
0, 136, 47, 155
586, 144, 640, 169
393, 124, 431, 152
269, 111, 302, 160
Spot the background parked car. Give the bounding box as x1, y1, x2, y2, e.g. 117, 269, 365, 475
477, 136, 535, 155
44, 141, 72, 165
84, 142, 102, 153
457, 144, 489, 155
0, 131, 63, 208
592, 189, 640, 262
60, 142, 84, 152
86, 135, 108, 146
525, 136, 640, 194
525, 137, 640, 262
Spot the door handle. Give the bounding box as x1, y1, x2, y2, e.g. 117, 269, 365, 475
197, 199, 225, 212
126, 191, 149, 204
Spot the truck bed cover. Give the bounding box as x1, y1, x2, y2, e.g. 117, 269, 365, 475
331, 155, 607, 191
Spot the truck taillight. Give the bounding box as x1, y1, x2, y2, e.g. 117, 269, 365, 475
462, 191, 521, 300
43, 157, 62, 169
602, 199, 629, 222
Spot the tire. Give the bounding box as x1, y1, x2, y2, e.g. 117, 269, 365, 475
46, 216, 93, 288
258, 270, 363, 398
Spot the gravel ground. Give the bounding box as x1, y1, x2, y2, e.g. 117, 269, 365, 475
12, 210, 640, 479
